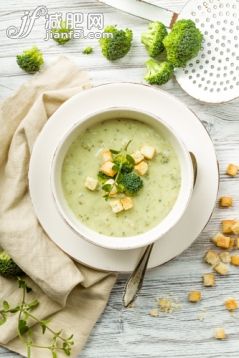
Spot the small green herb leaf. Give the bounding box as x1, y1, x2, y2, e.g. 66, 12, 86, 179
28, 299, 39, 311
102, 184, 112, 192
0, 312, 6, 326
126, 154, 135, 165
3, 301, 9, 311
18, 319, 29, 335
110, 149, 120, 154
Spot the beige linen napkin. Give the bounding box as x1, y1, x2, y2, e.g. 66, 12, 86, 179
0, 56, 117, 357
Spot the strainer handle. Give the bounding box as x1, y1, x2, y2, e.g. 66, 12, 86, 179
98, 0, 178, 28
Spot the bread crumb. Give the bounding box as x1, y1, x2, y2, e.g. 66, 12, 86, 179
219, 196, 233, 208
231, 255, 239, 266
212, 233, 231, 249
221, 220, 236, 234
214, 262, 229, 275
203, 273, 215, 287
149, 308, 159, 317
219, 252, 231, 264
214, 327, 226, 340
188, 291, 202, 303
226, 164, 238, 177
204, 250, 220, 266
224, 298, 238, 311
196, 310, 207, 321
157, 297, 181, 314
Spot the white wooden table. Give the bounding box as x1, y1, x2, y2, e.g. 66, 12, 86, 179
1, 0, 239, 357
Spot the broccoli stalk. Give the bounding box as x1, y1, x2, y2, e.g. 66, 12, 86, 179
163, 19, 203, 68
0, 251, 24, 278
16, 47, 44, 74
51, 21, 73, 45
99, 25, 133, 61
144, 59, 174, 85
141, 21, 168, 58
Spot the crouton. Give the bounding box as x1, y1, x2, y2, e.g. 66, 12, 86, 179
235, 238, 239, 249
134, 161, 148, 176
203, 273, 215, 287
84, 176, 98, 191
229, 237, 236, 250
232, 221, 239, 235
231, 256, 239, 266
219, 252, 231, 264
100, 161, 117, 177
149, 308, 159, 317
212, 233, 231, 249
109, 200, 123, 213
219, 196, 233, 208
214, 327, 226, 340
105, 179, 117, 196
221, 220, 236, 234
224, 298, 238, 311
226, 164, 238, 177
141, 145, 156, 160
204, 250, 220, 266
101, 149, 112, 163
214, 262, 228, 275
188, 291, 202, 303
121, 197, 133, 211
131, 151, 144, 164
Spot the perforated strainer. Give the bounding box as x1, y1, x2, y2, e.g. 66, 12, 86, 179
100, 0, 239, 103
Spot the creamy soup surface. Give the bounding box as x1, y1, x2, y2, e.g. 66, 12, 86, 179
61, 118, 181, 237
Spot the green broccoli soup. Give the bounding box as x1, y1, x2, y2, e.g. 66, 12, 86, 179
61, 118, 181, 237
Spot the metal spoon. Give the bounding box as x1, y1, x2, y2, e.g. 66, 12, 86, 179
122, 152, 197, 308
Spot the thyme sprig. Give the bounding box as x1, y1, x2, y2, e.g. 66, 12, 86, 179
0, 278, 74, 358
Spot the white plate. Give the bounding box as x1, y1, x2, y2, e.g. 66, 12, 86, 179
29, 83, 219, 272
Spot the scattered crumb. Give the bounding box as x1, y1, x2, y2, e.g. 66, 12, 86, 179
219, 196, 233, 208
203, 273, 215, 287
219, 252, 231, 264
226, 164, 238, 177
212, 233, 231, 249
221, 220, 236, 234
188, 291, 202, 303
231, 255, 239, 266
214, 262, 229, 275
149, 308, 159, 317
214, 327, 226, 340
224, 298, 238, 311
157, 297, 181, 314
204, 250, 220, 266
196, 309, 207, 321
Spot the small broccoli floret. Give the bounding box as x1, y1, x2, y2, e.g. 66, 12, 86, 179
163, 19, 203, 68
16, 47, 44, 73
145, 59, 174, 85
99, 25, 133, 61
114, 153, 134, 173
51, 21, 73, 45
119, 172, 143, 195
0, 251, 24, 278
83, 47, 93, 55
141, 21, 168, 58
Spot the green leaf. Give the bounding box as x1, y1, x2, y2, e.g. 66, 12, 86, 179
126, 154, 135, 165
52, 351, 58, 358
63, 342, 71, 356
18, 319, 29, 335
9, 306, 20, 313
28, 299, 39, 311
112, 164, 119, 172
110, 149, 120, 154
40, 319, 50, 334
102, 184, 112, 192
2, 301, 9, 311
0, 312, 6, 326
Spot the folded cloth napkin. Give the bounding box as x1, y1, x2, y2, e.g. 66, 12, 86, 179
0, 56, 117, 357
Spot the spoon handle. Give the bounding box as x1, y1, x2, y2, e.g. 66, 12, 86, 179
122, 243, 154, 307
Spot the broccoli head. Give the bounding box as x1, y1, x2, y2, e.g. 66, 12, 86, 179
16, 47, 44, 74
114, 153, 135, 173
99, 25, 133, 61
119, 172, 143, 195
163, 19, 203, 68
0, 251, 24, 278
51, 21, 73, 45
141, 21, 168, 58
144, 59, 174, 85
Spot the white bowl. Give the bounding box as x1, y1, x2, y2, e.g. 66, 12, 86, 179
51, 107, 194, 250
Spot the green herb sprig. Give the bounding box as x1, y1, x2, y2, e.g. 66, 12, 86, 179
0, 278, 74, 358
